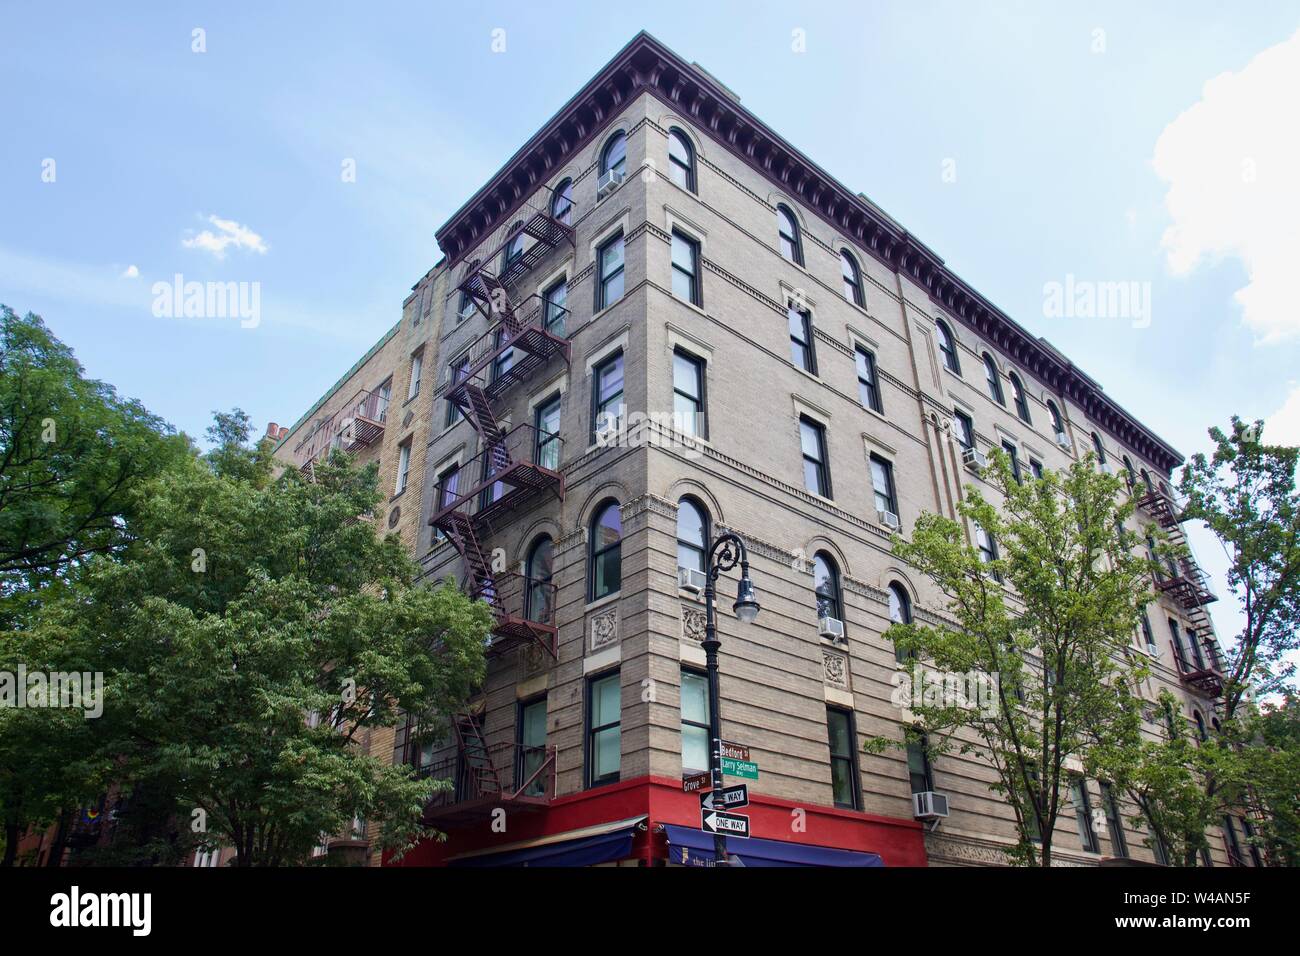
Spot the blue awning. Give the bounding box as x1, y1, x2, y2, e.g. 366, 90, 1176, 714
664, 825, 884, 867
447, 816, 644, 867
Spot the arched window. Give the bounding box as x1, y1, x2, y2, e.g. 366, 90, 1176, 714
551, 179, 573, 225
1141, 469, 1154, 495
888, 582, 913, 663
840, 249, 863, 306
667, 128, 695, 192
1193, 711, 1208, 742
1048, 400, 1065, 438
525, 536, 555, 624
1122, 456, 1136, 491
814, 552, 843, 623
1009, 373, 1031, 424
589, 500, 622, 600
601, 131, 627, 179
501, 222, 525, 271
936, 320, 960, 374
676, 497, 708, 574
983, 354, 1004, 405
1091, 432, 1107, 465
776, 204, 803, 265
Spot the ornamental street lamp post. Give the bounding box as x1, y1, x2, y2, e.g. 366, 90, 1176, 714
701, 531, 760, 867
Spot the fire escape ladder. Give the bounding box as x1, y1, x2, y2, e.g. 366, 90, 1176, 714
452, 714, 503, 797
462, 382, 505, 445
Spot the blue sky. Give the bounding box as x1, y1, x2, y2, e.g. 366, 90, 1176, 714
3, 2, 1298, 659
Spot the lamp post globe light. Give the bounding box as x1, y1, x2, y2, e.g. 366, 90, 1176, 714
701, 531, 760, 866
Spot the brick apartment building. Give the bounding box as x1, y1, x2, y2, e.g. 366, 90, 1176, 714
272, 32, 1259, 868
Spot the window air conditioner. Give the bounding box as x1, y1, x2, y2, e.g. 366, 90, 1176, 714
913, 791, 950, 820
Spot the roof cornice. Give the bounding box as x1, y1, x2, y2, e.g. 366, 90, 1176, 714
434, 31, 1182, 473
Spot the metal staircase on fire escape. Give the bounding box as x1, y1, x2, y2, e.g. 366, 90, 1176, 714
1137, 487, 1224, 698
429, 185, 574, 663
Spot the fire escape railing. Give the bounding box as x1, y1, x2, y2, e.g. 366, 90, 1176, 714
413, 742, 557, 820
430, 185, 573, 663
292, 386, 390, 472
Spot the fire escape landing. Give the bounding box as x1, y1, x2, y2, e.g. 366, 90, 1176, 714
292, 386, 390, 477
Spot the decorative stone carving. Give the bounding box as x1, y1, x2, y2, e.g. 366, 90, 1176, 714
822, 650, 849, 689
590, 606, 619, 651
682, 606, 707, 644
518, 642, 548, 680
387, 506, 401, 528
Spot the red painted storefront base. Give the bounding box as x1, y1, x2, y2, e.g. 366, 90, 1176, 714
384, 775, 927, 867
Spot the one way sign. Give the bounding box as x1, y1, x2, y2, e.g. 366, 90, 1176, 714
699, 784, 749, 812
701, 809, 750, 838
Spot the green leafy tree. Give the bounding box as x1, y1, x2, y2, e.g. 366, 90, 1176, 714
1179, 417, 1300, 717
1241, 692, 1300, 865
1114, 418, 1299, 865
0, 306, 188, 610
12, 414, 490, 866
879, 452, 1153, 866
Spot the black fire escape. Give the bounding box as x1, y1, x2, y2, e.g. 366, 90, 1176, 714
1138, 487, 1224, 698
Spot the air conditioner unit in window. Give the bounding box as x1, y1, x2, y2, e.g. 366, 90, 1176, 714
878, 510, 901, 531
338, 418, 357, 445
678, 567, 706, 594
962, 447, 987, 472
912, 791, 950, 820
1099, 461, 1113, 475
1055, 432, 1072, 451
596, 169, 624, 200
818, 615, 845, 641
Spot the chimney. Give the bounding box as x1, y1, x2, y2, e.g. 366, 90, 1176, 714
266, 422, 281, 441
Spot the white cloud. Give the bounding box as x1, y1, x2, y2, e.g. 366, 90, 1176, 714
1152, 28, 1300, 344
121, 264, 139, 278
1265, 382, 1300, 446
182, 215, 268, 259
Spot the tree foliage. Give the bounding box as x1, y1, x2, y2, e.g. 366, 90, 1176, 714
879, 451, 1153, 866
4, 412, 490, 866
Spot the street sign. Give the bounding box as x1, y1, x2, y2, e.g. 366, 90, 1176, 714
682, 771, 710, 793
700, 784, 748, 811
701, 809, 750, 838
719, 740, 750, 761
721, 756, 759, 779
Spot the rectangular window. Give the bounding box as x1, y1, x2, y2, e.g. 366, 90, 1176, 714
907, 738, 933, 794
1071, 777, 1099, 852
376, 378, 392, 422
976, 524, 1001, 581
587, 672, 621, 787
517, 697, 547, 797
672, 350, 706, 438
436, 463, 460, 511
1140, 613, 1157, 654
534, 395, 562, 471
1002, 440, 1021, 483
800, 417, 831, 498
407, 351, 423, 400
680, 669, 710, 772
543, 278, 568, 336
591, 352, 625, 441
395, 441, 411, 495
445, 355, 469, 426
671, 230, 701, 305
1101, 781, 1128, 858
954, 409, 974, 450
1029, 458, 1044, 480
597, 233, 625, 310
826, 707, 859, 810
1223, 816, 1244, 865
855, 346, 882, 413
870, 454, 897, 517
788, 305, 816, 374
